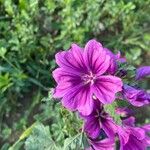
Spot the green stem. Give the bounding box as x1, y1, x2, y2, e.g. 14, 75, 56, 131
3, 57, 20, 71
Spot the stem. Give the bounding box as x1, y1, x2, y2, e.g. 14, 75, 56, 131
3, 57, 20, 71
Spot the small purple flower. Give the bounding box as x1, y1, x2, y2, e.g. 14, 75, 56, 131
122, 116, 135, 127
122, 84, 150, 107
105, 48, 126, 75
136, 66, 150, 80
118, 123, 150, 150
87, 138, 115, 150
53, 39, 122, 115
115, 107, 132, 117
80, 100, 117, 139
116, 115, 150, 150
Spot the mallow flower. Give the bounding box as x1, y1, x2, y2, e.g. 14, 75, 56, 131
118, 117, 150, 150
105, 48, 126, 75
80, 100, 117, 139
136, 66, 150, 80
118, 126, 150, 150
53, 39, 122, 115
122, 84, 150, 107
115, 107, 132, 118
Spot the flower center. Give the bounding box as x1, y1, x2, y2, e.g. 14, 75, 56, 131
82, 71, 96, 85
95, 109, 105, 118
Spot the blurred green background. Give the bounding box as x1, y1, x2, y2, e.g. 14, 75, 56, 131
0, 0, 150, 149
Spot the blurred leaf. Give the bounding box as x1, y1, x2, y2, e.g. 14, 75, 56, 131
63, 132, 86, 150
0, 47, 7, 58
25, 123, 59, 150
104, 102, 122, 125
0, 73, 13, 93
4, 0, 14, 16
19, 123, 37, 140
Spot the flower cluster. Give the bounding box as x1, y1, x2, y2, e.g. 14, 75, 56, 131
52, 39, 150, 150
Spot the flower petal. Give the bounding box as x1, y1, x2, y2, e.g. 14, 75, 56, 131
130, 127, 145, 140
52, 68, 80, 83
89, 138, 115, 150
117, 126, 130, 146
52, 68, 82, 98
142, 124, 150, 131
93, 75, 122, 104
62, 85, 94, 115
104, 48, 117, 74
136, 66, 150, 80
55, 44, 86, 74
84, 39, 110, 75
122, 116, 135, 127
122, 84, 150, 107
84, 117, 100, 139
102, 117, 117, 138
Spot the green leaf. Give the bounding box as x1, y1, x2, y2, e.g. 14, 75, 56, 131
25, 123, 59, 150
19, 123, 37, 140
41, 89, 54, 102
4, 0, 14, 16
63, 133, 87, 150
0, 73, 13, 93
0, 47, 7, 58
8, 123, 37, 150
104, 102, 122, 125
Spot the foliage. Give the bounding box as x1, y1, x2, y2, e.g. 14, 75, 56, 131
104, 101, 122, 125
8, 122, 87, 150
6, 100, 84, 150
24, 123, 58, 150
0, 0, 150, 149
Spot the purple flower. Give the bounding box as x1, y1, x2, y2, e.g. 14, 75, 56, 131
115, 107, 132, 117
122, 116, 135, 127
87, 138, 115, 150
122, 84, 150, 107
105, 48, 126, 75
53, 39, 122, 115
136, 66, 150, 80
80, 100, 117, 139
117, 118, 150, 150
117, 115, 150, 150
118, 126, 150, 150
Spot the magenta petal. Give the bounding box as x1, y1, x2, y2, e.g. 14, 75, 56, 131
104, 49, 126, 74
71, 44, 85, 67
78, 96, 94, 116
96, 55, 110, 75
61, 85, 84, 111
130, 127, 145, 140
120, 134, 149, 150
93, 75, 122, 104
122, 116, 135, 127
52, 68, 81, 83
84, 117, 100, 139
136, 66, 150, 80
84, 39, 110, 75
55, 45, 86, 74
121, 135, 146, 150
117, 126, 130, 146
122, 84, 150, 107
104, 48, 118, 74
62, 85, 93, 115
118, 126, 150, 150
53, 83, 73, 98
52, 68, 82, 98
142, 124, 150, 132
89, 138, 115, 150
102, 118, 117, 138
